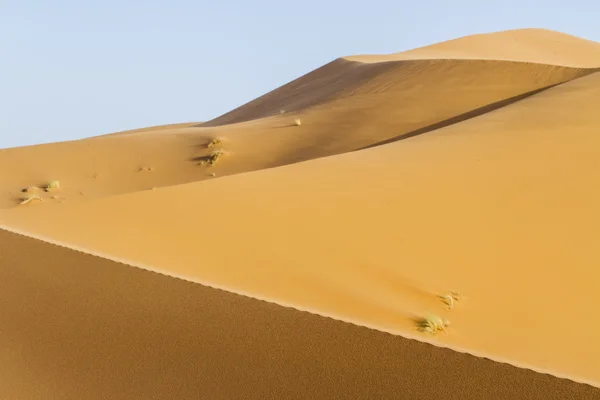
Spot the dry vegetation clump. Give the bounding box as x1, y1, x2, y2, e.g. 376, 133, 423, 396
45, 180, 60, 191
207, 149, 224, 166
415, 315, 450, 334
293, 118, 302, 126
199, 149, 225, 167
439, 291, 461, 310
207, 138, 223, 148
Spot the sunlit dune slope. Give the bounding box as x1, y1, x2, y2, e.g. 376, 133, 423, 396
348, 28, 600, 66
0, 228, 598, 399
1, 59, 597, 209
3, 70, 600, 384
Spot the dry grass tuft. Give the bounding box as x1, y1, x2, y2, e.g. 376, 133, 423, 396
293, 118, 302, 126
439, 291, 462, 309
207, 149, 224, 166
207, 138, 223, 148
415, 314, 450, 334
45, 180, 60, 191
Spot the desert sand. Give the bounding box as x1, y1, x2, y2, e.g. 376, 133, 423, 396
1, 228, 598, 399
1, 28, 600, 398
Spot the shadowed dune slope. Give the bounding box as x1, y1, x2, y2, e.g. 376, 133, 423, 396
3, 70, 600, 383
0, 228, 599, 399
201, 59, 595, 128
205, 28, 600, 126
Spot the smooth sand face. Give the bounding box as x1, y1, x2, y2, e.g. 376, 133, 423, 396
0, 59, 597, 209
1, 228, 598, 400
346, 28, 600, 66
2, 28, 600, 396
3, 70, 600, 385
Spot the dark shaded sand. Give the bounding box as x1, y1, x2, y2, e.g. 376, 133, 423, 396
0, 228, 597, 399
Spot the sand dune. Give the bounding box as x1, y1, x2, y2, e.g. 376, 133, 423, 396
3, 68, 600, 384
347, 28, 600, 66
1, 30, 599, 210
2, 28, 600, 397
207, 28, 600, 126
94, 121, 201, 137
1, 228, 598, 399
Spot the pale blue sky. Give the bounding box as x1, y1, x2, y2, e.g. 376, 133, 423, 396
1, 1, 599, 149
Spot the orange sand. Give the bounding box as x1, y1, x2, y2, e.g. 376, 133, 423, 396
1, 28, 600, 397
0, 228, 598, 399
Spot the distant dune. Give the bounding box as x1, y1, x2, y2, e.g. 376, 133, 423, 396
347, 28, 600, 66
2, 30, 599, 210
2, 28, 600, 398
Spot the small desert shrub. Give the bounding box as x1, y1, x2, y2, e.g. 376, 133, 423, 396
439, 291, 462, 310
207, 138, 223, 148
293, 118, 302, 126
415, 314, 450, 334
207, 149, 224, 166
45, 180, 60, 191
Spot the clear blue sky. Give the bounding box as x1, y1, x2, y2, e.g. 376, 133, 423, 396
2, 0, 599, 149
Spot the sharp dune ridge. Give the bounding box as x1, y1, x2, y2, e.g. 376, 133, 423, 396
1, 223, 600, 389
0, 227, 599, 399
3, 28, 600, 397
204, 28, 600, 127
346, 28, 600, 66
201, 59, 598, 128
356, 78, 569, 150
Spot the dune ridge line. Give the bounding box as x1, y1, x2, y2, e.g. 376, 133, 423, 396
1, 223, 598, 390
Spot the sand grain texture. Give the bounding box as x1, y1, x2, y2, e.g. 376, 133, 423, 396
0, 229, 598, 399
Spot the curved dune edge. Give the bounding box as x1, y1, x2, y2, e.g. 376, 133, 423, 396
202, 58, 598, 127
344, 28, 600, 67
92, 121, 202, 138
342, 56, 600, 67
341, 56, 600, 68
4, 229, 599, 399
2, 62, 596, 210
1, 223, 598, 390
205, 28, 600, 127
